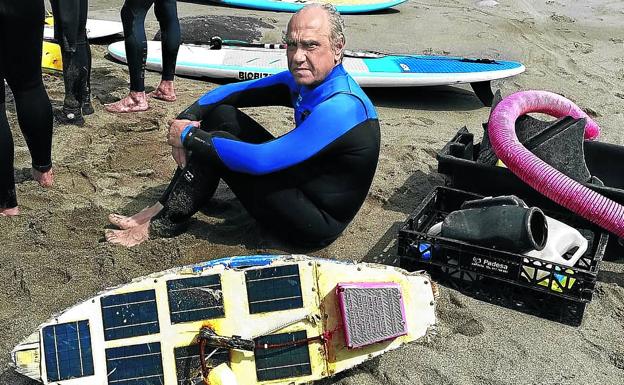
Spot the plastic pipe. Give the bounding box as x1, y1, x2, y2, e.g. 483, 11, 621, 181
488, 90, 624, 238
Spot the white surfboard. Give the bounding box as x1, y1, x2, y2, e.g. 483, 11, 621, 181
108, 40, 525, 104
44, 19, 124, 41
11, 255, 436, 385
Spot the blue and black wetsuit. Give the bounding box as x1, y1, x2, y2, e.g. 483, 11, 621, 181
0, 0, 53, 208
152, 64, 380, 246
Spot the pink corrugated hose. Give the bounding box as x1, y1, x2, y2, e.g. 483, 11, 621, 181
488, 90, 624, 238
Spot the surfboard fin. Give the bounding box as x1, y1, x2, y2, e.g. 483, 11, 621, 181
470, 81, 494, 106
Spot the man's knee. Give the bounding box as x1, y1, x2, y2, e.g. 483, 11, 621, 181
210, 104, 238, 119
201, 104, 239, 132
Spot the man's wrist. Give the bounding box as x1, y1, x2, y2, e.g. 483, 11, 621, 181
180, 124, 197, 146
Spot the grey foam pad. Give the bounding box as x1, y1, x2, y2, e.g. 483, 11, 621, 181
340, 286, 406, 348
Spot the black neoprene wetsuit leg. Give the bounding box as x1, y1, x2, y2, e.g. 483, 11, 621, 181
153, 0, 180, 82
0, 1, 53, 208
151, 105, 274, 236
0, 90, 16, 208
151, 105, 347, 246
50, 0, 91, 116
121, 0, 180, 92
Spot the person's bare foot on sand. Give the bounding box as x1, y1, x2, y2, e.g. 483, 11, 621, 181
32, 168, 54, 187
106, 221, 150, 247
0, 207, 19, 217
149, 80, 176, 102
104, 91, 149, 113
108, 202, 163, 229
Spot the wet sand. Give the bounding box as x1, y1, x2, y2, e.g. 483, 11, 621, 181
2, 0, 624, 384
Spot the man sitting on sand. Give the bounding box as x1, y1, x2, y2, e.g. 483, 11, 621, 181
105, 3, 381, 247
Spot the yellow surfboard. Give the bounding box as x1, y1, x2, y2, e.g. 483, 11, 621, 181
42, 41, 62, 72
11, 255, 437, 385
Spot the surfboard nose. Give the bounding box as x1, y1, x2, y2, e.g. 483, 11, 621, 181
10, 333, 42, 381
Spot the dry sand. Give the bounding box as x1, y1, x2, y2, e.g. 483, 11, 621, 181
2, 0, 624, 384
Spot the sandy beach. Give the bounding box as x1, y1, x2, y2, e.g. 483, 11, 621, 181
2, 0, 624, 384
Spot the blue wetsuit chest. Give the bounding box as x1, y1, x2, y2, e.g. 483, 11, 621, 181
291, 64, 374, 126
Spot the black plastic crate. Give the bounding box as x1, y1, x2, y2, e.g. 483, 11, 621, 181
398, 186, 608, 326
437, 127, 624, 259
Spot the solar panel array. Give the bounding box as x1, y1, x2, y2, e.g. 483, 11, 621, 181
44, 264, 312, 384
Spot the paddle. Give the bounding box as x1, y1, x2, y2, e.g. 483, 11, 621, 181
197, 36, 388, 59
193, 36, 500, 63
207, 36, 287, 50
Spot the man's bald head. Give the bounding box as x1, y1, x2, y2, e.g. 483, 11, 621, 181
288, 4, 346, 61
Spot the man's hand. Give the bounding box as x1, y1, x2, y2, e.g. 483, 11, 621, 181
172, 147, 187, 168
167, 119, 200, 148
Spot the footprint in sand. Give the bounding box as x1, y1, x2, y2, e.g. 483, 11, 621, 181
42, 266, 73, 284
453, 318, 485, 337
11, 268, 31, 299
550, 13, 576, 23
546, 0, 566, 6
609, 351, 624, 370
572, 41, 594, 54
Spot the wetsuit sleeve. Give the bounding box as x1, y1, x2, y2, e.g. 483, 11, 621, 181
177, 71, 294, 121
183, 93, 371, 175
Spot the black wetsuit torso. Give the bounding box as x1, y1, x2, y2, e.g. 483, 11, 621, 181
0, 0, 53, 208
120, 0, 180, 92
153, 65, 380, 246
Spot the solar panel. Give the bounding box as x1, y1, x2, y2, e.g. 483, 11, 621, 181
42, 320, 94, 382
254, 331, 312, 381
246, 264, 303, 314
174, 345, 229, 385
167, 275, 225, 324
105, 343, 164, 385
101, 290, 159, 340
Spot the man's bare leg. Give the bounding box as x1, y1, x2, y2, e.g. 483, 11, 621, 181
149, 80, 176, 102
0, 207, 19, 216
32, 168, 54, 187
104, 91, 149, 113
108, 202, 163, 229
105, 221, 150, 247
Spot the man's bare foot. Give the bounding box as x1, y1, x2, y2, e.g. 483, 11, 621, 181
0, 207, 19, 217
104, 91, 149, 113
105, 221, 150, 247
32, 168, 54, 187
149, 80, 176, 102
108, 202, 163, 229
